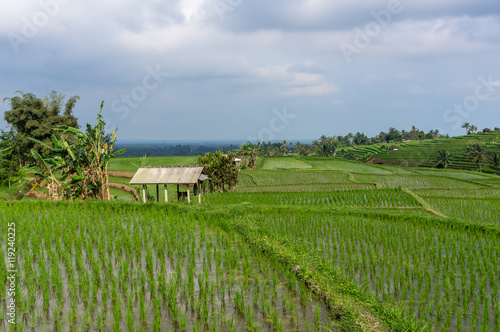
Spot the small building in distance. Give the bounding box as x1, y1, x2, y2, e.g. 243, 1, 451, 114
129, 165, 209, 203
389, 145, 399, 151
366, 157, 386, 164
483, 128, 491, 133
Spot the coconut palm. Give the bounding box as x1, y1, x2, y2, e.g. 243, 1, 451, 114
467, 143, 489, 172
490, 153, 500, 175
462, 122, 470, 135
280, 140, 288, 155
434, 150, 452, 169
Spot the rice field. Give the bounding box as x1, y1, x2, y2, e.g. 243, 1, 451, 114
207, 188, 420, 208
422, 196, 500, 226
353, 174, 486, 189
2, 154, 500, 331
261, 157, 313, 169
305, 159, 392, 174
238, 170, 349, 187
259, 211, 500, 332
0, 203, 336, 331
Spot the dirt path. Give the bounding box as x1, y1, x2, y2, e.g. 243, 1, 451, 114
109, 182, 139, 201
108, 171, 135, 178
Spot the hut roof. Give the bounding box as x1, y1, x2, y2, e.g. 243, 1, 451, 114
366, 157, 386, 164
129, 166, 207, 185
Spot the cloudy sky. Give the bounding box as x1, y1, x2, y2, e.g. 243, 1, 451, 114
1, 0, 499, 142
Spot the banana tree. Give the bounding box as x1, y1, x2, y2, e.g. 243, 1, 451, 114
24, 102, 127, 200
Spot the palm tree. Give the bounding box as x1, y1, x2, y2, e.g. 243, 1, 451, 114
462, 122, 470, 135
467, 143, 489, 172
470, 125, 478, 134
280, 140, 288, 156
490, 153, 500, 175
434, 150, 452, 169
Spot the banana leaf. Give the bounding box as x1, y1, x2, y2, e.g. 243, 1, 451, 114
111, 148, 128, 157
31, 149, 51, 170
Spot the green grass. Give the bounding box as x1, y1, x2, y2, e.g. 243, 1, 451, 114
261, 156, 313, 169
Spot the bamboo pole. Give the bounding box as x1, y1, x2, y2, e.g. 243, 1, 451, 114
164, 184, 168, 202
187, 188, 191, 203
156, 184, 159, 202
142, 185, 146, 203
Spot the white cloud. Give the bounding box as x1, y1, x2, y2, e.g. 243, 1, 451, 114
255, 63, 338, 96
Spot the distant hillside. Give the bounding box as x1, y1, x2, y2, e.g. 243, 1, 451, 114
340, 130, 500, 174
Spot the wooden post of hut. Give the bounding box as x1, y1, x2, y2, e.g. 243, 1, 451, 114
142, 185, 147, 203
164, 185, 168, 202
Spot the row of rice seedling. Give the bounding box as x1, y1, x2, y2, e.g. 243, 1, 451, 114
234, 182, 376, 193
414, 188, 500, 198
354, 174, 485, 189
410, 169, 491, 180
421, 196, 500, 226
0, 203, 336, 331
238, 170, 349, 187
258, 211, 500, 331
304, 159, 393, 174
207, 188, 420, 208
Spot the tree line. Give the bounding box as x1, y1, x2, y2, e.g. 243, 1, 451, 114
254, 126, 448, 158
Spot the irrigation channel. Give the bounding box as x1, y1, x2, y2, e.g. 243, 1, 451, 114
0, 203, 338, 331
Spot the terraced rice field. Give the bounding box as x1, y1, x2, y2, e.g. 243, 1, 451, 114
2, 154, 499, 331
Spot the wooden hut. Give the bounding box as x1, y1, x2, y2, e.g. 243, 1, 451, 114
129, 166, 209, 203
366, 157, 386, 164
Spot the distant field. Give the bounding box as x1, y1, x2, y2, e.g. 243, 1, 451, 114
261, 156, 312, 169
108, 155, 197, 172
302, 157, 392, 174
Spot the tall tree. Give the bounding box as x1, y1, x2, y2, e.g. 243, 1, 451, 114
462, 122, 470, 135
467, 143, 489, 172
197, 150, 238, 192
3, 91, 79, 163
434, 150, 452, 169
280, 140, 288, 155
26, 102, 126, 200
490, 153, 500, 175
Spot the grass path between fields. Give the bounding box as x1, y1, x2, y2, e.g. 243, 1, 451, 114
401, 188, 447, 218
203, 205, 437, 332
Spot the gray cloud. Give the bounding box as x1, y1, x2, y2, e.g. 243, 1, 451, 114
0, 0, 499, 140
